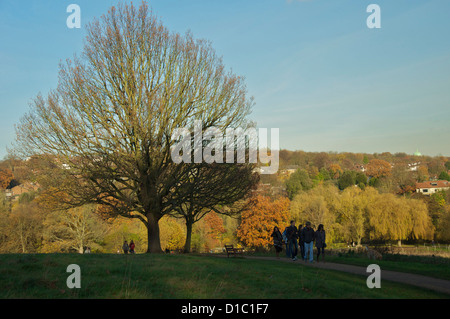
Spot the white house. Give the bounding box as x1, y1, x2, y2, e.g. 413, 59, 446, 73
415, 180, 450, 195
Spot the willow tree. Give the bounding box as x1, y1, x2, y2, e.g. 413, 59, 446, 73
14, 2, 253, 253
339, 187, 367, 246
365, 191, 433, 246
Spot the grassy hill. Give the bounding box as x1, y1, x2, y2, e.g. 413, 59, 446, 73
0, 253, 447, 299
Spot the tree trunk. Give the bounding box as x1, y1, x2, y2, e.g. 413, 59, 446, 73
146, 213, 163, 253
18, 222, 27, 253
397, 240, 402, 247
184, 218, 193, 253
19, 233, 27, 253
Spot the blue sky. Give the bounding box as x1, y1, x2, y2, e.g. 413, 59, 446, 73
1, 0, 449, 158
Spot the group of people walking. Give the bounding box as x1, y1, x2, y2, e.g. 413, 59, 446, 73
271, 221, 326, 262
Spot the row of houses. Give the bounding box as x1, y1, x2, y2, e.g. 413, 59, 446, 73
256, 179, 450, 196
4, 182, 40, 201
267, 165, 450, 196
279, 161, 428, 177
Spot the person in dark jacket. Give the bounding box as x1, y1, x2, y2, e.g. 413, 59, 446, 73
283, 226, 291, 257
122, 240, 129, 254
271, 226, 283, 258
286, 220, 299, 261
315, 224, 326, 262
301, 221, 315, 262
297, 224, 305, 261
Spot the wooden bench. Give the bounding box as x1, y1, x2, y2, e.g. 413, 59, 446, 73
224, 244, 243, 257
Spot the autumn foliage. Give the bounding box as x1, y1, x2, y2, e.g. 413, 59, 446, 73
328, 163, 343, 179
366, 159, 392, 178
204, 213, 226, 240
0, 168, 14, 189
237, 195, 290, 249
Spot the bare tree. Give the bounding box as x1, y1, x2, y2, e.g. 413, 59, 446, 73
169, 162, 259, 253
14, 2, 253, 253
42, 205, 108, 254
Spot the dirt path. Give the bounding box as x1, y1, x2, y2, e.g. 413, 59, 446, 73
241, 256, 450, 295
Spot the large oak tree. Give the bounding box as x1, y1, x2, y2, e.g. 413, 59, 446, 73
14, 2, 253, 253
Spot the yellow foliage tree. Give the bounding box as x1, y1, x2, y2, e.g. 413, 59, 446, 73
436, 205, 450, 241
159, 216, 186, 252
339, 187, 367, 246
290, 184, 340, 242
365, 192, 433, 245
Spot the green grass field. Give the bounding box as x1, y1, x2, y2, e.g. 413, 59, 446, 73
0, 253, 448, 299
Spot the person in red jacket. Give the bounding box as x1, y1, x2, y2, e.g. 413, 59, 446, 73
129, 240, 136, 254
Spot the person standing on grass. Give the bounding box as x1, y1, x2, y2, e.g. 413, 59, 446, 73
287, 220, 299, 261
302, 221, 315, 262
315, 224, 326, 262
122, 240, 129, 254
283, 225, 291, 258
130, 240, 136, 254
271, 226, 283, 259
297, 224, 305, 261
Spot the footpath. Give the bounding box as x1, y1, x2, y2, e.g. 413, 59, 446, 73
242, 255, 450, 295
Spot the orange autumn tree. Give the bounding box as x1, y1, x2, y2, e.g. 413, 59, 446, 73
204, 212, 226, 241
35, 187, 71, 211
202, 212, 226, 251
237, 195, 290, 250
0, 168, 14, 189
366, 159, 392, 178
